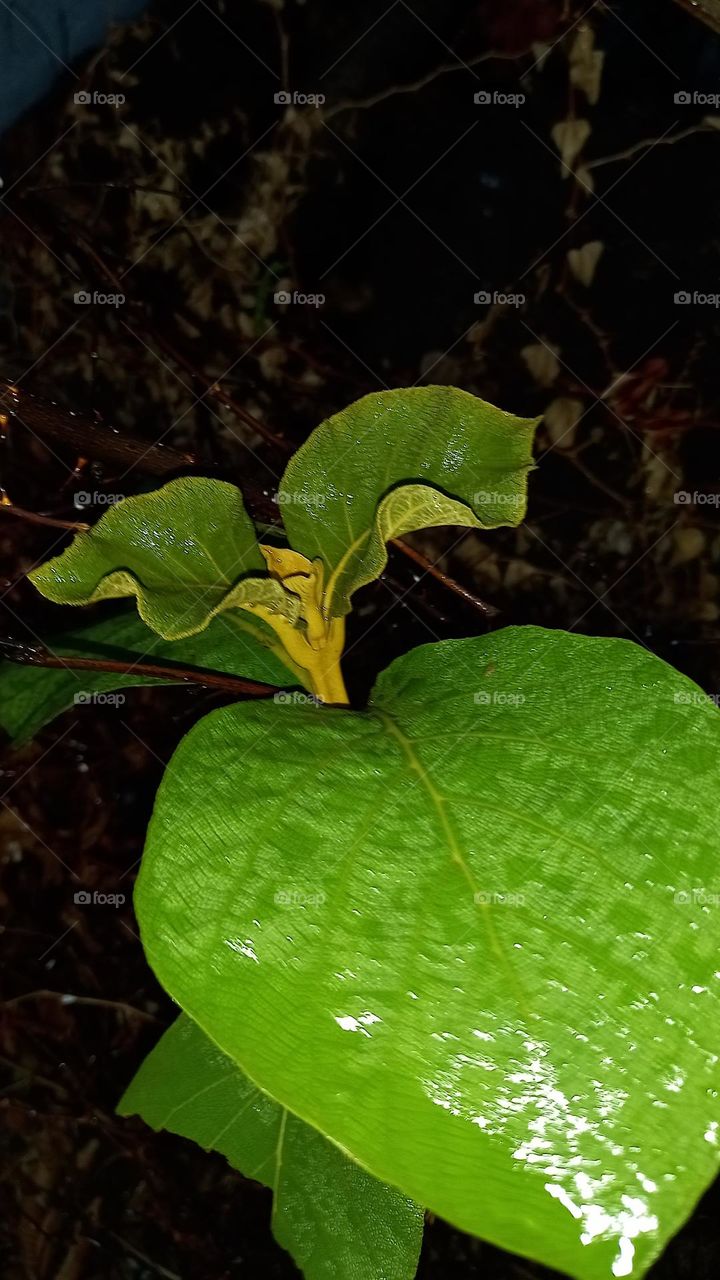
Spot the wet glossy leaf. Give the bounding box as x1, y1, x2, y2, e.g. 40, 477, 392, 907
278, 387, 538, 616
119, 1014, 424, 1280
27, 477, 298, 640
0, 607, 296, 744
135, 626, 720, 1280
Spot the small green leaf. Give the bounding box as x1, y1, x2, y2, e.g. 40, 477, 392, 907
118, 1014, 424, 1280
136, 627, 720, 1280
0, 608, 296, 745
28, 477, 291, 641
278, 387, 538, 615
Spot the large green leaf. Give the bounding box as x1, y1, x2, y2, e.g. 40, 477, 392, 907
0, 608, 296, 745
119, 1014, 424, 1280
27, 478, 298, 641
136, 626, 720, 1280
278, 387, 538, 615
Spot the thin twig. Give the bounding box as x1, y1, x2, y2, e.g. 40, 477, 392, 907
324, 47, 535, 120
391, 538, 499, 618
673, 0, 720, 34
0, 500, 89, 532
108, 1233, 181, 1280
0, 640, 283, 699
585, 123, 720, 171
3, 990, 158, 1021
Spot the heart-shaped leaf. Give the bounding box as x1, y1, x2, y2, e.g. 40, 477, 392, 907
28, 478, 300, 641
0, 607, 298, 745
135, 626, 720, 1280
278, 387, 538, 616
119, 1014, 424, 1280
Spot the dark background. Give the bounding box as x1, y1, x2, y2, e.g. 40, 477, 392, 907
2, 1, 720, 1276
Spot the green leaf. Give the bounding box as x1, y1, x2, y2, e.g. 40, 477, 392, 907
278, 387, 538, 615
136, 627, 720, 1280
119, 1014, 424, 1280
0, 608, 296, 745
27, 477, 297, 641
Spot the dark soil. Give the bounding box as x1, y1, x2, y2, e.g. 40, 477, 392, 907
2, 1, 720, 1276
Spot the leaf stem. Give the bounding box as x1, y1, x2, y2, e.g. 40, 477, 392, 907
0, 639, 282, 699
309, 657, 350, 706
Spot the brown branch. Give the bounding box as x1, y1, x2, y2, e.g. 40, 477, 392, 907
390, 538, 499, 618
0, 381, 281, 525
671, 0, 720, 34
0, 500, 89, 532
0, 380, 197, 476
0, 640, 282, 699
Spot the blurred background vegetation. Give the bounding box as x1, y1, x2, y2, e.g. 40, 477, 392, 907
2, 2, 720, 1276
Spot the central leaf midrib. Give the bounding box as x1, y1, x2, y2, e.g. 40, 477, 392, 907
324, 487, 473, 614
270, 1107, 289, 1228
375, 709, 529, 1009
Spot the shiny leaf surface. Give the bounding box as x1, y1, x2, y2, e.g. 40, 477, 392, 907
136, 626, 720, 1279
27, 477, 290, 640
278, 387, 538, 615
119, 1014, 424, 1280
0, 608, 296, 744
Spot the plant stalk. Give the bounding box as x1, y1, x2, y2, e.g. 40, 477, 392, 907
309, 657, 350, 706
0, 640, 282, 699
